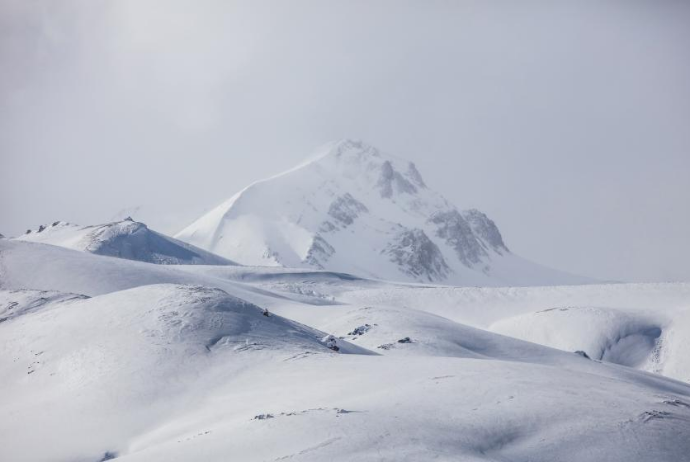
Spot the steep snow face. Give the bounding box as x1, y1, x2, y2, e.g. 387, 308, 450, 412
16, 219, 234, 265
176, 140, 587, 285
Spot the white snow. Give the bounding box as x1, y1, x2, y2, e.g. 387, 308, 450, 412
1, 238, 690, 461
16, 219, 235, 266
1, 141, 688, 460
175, 140, 591, 286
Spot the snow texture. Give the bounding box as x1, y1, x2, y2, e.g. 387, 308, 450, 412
1, 238, 690, 461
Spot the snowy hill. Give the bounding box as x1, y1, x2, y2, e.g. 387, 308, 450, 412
176, 140, 589, 286
3, 238, 689, 382
15, 219, 234, 265
1, 239, 690, 461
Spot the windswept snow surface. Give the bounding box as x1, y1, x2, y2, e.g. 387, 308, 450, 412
1, 239, 690, 461
176, 140, 590, 286
15, 219, 234, 265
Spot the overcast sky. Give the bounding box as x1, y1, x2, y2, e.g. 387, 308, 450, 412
1, 0, 689, 283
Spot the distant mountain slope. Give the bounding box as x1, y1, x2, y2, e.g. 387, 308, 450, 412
176, 139, 590, 286
15, 219, 235, 266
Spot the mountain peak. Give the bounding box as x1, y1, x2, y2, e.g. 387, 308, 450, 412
315, 139, 381, 161
175, 141, 588, 286
299, 140, 427, 199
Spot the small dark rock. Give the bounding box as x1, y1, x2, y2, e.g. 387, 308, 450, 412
348, 324, 372, 336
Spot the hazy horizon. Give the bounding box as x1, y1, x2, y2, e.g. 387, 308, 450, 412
2, 1, 689, 283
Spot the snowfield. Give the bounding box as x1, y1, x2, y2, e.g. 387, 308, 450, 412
2, 238, 690, 461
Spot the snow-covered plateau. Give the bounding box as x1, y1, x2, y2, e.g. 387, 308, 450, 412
1, 141, 689, 461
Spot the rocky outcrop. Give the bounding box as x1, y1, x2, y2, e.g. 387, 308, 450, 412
464, 209, 508, 253
428, 210, 487, 266
303, 234, 336, 269
382, 228, 450, 282
406, 162, 426, 188
327, 193, 368, 228
376, 160, 419, 198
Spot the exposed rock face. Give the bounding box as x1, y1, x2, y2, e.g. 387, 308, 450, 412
382, 228, 450, 282
429, 210, 486, 266
464, 209, 508, 253
406, 162, 426, 188
376, 160, 419, 198
303, 235, 335, 269
327, 193, 368, 228
330, 138, 380, 161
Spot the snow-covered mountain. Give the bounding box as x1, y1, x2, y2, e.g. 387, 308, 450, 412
8, 141, 690, 462
176, 140, 588, 285
15, 219, 234, 265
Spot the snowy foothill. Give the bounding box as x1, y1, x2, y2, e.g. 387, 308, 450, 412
16, 219, 235, 266
2, 237, 690, 461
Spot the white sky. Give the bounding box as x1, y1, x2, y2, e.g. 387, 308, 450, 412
1, 0, 689, 282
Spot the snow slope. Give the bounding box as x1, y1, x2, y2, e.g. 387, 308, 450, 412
170, 262, 690, 383
326, 281, 690, 382
3, 238, 690, 381
15, 219, 234, 265
2, 239, 690, 461
0, 284, 369, 462
176, 140, 589, 286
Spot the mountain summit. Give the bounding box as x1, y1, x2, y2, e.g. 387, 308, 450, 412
176, 140, 586, 285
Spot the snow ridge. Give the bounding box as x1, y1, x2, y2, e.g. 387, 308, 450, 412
16, 219, 235, 266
